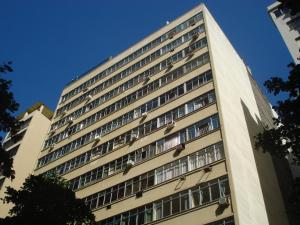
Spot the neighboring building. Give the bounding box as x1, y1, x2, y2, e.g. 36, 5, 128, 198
0, 103, 53, 217
34, 4, 290, 225
268, 1, 300, 64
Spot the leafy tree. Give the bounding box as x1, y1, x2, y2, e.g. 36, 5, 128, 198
256, 64, 300, 164
255, 63, 300, 220
0, 62, 19, 180
0, 174, 95, 225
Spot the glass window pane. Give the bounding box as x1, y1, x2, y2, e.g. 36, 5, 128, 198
148, 172, 155, 187
192, 189, 200, 207
163, 199, 171, 217
172, 195, 180, 214
200, 186, 210, 204
210, 182, 220, 201
125, 181, 133, 196
154, 202, 162, 220
189, 154, 197, 170
180, 191, 189, 211
144, 208, 153, 223
129, 214, 136, 225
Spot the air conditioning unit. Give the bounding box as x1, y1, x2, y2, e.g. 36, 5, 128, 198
91, 152, 100, 160
175, 143, 185, 152
192, 32, 199, 40
189, 19, 196, 26
49, 143, 55, 150
168, 31, 176, 39
126, 160, 135, 168
94, 134, 101, 142
136, 190, 143, 198
82, 87, 89, 92
204, 165, 212, 173
67, 129, 72, 136
167, 120, 176, 129
130, 133, 139, 142
218, 197, 228, 206
67, 117, 74, 124
169, 48, 175, 52
85, 95, 92, 102
186, 48, 194, 56
141, 112, 148, 118
167, 61, 173, 68
144, 76, 150, 83
60, 111, 66, 117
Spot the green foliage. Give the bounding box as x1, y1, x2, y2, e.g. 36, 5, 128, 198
0, 174, 95, 225
256, 63, 300, 221
255, 64, 300, 164
0, 62, 19, 180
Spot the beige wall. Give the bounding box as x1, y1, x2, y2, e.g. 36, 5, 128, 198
0, 105, 52, 217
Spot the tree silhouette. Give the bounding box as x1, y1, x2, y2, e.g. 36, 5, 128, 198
256, 63, 300, 220
0, 174, 95, 225
0, 62, 19, 180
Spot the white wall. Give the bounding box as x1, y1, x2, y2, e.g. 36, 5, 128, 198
203, 5, 288, 225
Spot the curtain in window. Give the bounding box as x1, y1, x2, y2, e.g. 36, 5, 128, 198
189, 154, 197, 170
164, 135, 179, 150
197, 152, 206, 167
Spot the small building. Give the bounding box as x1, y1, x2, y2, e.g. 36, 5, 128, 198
268, 1, 300, 64
0, 102, 53, 217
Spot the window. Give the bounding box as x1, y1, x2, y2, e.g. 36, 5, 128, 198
163, 198, 171, 217
273, 9, 282, 18
188, 125, 196, 140
205, 217, 235, 225
200, 184, 210, 204
154, 202, 162, 220
118, 183, 125, 199
132, 177, 140, 193
156, 139, 164, 154
128, 210, 137, 225
144, 205, 153, 223
191, 187, 201, 207
180, 191, 190, 211
147, 171, 155, 187
189, 154, 197, 170
40, 66, 212, 168
211, 181, 220, 201
164, 134, 179, 150
156, 168, 164, 184
97, 176, 229, 224
172, 194, 180, 214
65, 115, 220, 191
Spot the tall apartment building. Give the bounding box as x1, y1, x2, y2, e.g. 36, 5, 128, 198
0, 102, 53, 217
34, 4, 290, 225
268, 1, 300, 64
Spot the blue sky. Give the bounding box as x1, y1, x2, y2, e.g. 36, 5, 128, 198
0, 0, 292, 114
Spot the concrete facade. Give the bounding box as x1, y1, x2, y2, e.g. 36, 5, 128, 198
0, 103, 53, 217
33, 4, 289, 225
268, 1, 300, 64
